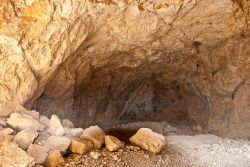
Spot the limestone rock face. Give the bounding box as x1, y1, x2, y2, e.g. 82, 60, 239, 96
0, 142, 35, 166
0, 0, 250, 138
129, 128, 166, 154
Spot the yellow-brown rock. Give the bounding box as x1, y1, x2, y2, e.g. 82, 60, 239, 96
45, 150, 65, 167
70, 138, 93, 154
105, 135, 124, 152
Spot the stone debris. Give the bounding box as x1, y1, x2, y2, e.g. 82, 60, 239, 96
45, 150, 65, 167
80, 125, 106, 149
62, 119, 74, 128
0, 142, 35, 166
105, 135, 124, 152
90, 151, 101, 160
129, 128, 166, 154
47, 115, 65, 136
13, 130, 39, 150
70, 138, 93, 154
7, 113, 44, 132
39, 115, 50, 128
27, 144, 49, 164
42, 136, 71, 153
65, 128, 84, 138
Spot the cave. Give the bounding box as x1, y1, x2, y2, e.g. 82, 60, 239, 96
1, 0, 250, 166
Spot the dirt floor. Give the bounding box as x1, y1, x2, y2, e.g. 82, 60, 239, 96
62, 122, 250, 167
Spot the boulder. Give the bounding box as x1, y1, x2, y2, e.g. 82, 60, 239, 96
0, 142, 35, 166
80, 125, 105, 149
69, 138, 93, 154
62, 119, 74, 128
65, 128, 84, 138
13, 130, 39, 150
45, 150, 65, 167
27, 144, 49, 165
39, 115, 50, 128
105, 135, 124, 152
7, 113, 44, 132
42, 136, 71, 153
129, 128, 166, 154
47, 115, 65, 136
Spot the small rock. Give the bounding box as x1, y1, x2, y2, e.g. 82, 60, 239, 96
112, 154, 119, 161
70, 138, 93, 154
7, 113, 44, 132
47, 115, 65, 136
105, 135, 124, 152
80, 125, 105, 149
45, 150, 64, 167
27, 144, 49, 164
62, 119, 74, 128
0, 142, 35, 166
13, 130, 39, 150
39, 115, 50, 128
65, 128, 83, 138
126, 145, 140, 151
90, 151, 101, 160
129, 128, 166, 154
42, 136, 71, 153
0, 128, 14, 135
0, 128, 14, 143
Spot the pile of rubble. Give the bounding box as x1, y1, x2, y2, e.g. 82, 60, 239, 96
0, 110, 166, 166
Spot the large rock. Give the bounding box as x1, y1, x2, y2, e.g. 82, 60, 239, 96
105, 135, 124, 152
21, 110, 40, 120
0, 117, 7, 126
47, 115, 65, 136
42, 136, 71, 153
69, 138, 93, 154
13, 130, 39, 150
27, 144, 49, 165
0, 142, 35, 166
0, 128, 14, 143
45, 150, 65, 167
129, 128, 166, 154
65, 128, 84, 138
34, 131, 51, 144
80, 125, 106, 149
7, 113, 44, 132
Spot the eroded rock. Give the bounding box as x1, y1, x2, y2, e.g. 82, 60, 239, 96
42, 136, 71, 153
65, 128, 84, 138
45, 150, 65, 167
129, 128, 166, 154
39, 115, 50, 129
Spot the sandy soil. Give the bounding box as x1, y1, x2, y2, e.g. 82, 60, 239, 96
62, 122, 250, 167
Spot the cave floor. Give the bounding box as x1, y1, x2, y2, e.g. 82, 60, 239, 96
62, 122, 250, 167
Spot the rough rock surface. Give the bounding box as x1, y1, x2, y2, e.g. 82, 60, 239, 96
42, 136, 71, 153
129, 128, 166, 154
47, 115, 65, 136
7, 113, 44, 131
13, 130, 39, 150
45, 150, 65, 167
0, 142, 35, 166
80, 125, 106, 149
27, 144, 49, 165
70, 138, 93, 154
65, 128, 84, 138
0, 0, 249, 139
105, 135, 124, 152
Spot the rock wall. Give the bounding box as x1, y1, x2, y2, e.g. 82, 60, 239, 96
0, 0, 250, 138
